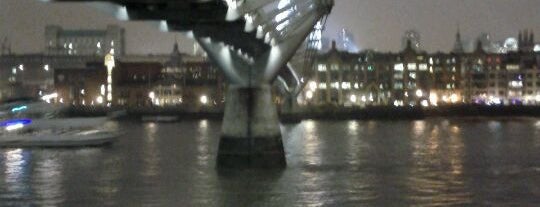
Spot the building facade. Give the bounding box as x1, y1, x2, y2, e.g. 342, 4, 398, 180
45, 25, 125, 56
305, 40, 463, 107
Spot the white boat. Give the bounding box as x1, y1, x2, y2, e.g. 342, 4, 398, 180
0, 99, 122, 147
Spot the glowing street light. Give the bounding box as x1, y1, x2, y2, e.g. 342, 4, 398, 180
450, 93, 459, 103
200, 95, 208, 105
429, 93, 438, 106
104, 53, 115, 106
308, 81, 317, 91
306, 91, 314, 99
416, 89, 423, 97
96, 96, 104, 104
350, 94, 357, 103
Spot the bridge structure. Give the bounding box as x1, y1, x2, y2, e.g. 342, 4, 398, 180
43, 0, 334, 167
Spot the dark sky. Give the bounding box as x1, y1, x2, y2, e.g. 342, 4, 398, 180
1, 0, 540, 54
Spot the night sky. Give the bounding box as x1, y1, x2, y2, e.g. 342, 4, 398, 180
1, 0, 540, 54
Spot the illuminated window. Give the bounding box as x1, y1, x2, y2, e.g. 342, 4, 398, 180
419, 64, 428, 71
407, 63, 417, 71
317, 64, 327, 72
507, 64, 519, 70
394, 63, 404, 71
394, 82, 403, 89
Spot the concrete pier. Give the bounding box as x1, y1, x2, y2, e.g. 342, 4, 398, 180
218, 85, 286, 168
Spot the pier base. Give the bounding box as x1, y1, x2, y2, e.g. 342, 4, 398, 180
218, 85, 286, 168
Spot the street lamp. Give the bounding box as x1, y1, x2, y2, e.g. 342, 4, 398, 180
308, 81, 317, 91
200, 95, 208, 105
306, 91, 314, 99
104, 53, 115, 106
415, 89, 423, 97
350, 94, 357, 103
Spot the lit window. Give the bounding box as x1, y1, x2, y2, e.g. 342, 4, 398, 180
341, 82, 351, 89
507, 64, 519, 70
317, 64, 327, 72
419, 64, 428, 71
408, 63, 417, 71
394, 63, 404, 71
394, 82, 403, 89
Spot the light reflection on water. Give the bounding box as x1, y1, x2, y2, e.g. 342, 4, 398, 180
0, 118, 540, 206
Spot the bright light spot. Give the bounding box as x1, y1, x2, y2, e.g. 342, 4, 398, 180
416, 89, 423, 97
421, 100, 429, 107
350, 95, 357, 103
429, 93, 438, 106
394, 63, 404, 71
149, 91, 155, 99
43, 64, 50, 71
200, 95, 208, 105
41, 92, 58, 102
100, 84, 106, 96
96, 96, 104, 104
6, 123, 24, 131
278, 0, 291, 9
18, 64, 24, 71
306, 91, 314, 99
450, 94, 459, 103
308, 81, 317, 91
11, 106, 27, 113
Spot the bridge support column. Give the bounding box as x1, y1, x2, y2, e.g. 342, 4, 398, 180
218, 84, 286, 168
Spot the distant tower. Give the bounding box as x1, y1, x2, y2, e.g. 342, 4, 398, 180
452, 26, 464, 54
337, 28, 359, 52
519, 29, 535, 52
402, 30, 421, 52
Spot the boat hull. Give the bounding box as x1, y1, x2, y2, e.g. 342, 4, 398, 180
0, 130, 122, 148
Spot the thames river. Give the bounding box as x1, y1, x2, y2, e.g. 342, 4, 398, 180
1, 118, 540, 206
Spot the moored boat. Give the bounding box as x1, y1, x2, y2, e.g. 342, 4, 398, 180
0, 99, 122, 147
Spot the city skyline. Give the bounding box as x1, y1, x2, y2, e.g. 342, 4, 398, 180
1, 0, 540, 54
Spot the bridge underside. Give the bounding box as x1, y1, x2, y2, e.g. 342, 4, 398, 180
45, 0, 333, 168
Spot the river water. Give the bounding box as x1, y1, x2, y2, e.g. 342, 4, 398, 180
1, 118, 540, 206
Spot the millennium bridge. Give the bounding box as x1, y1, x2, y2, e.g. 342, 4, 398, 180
42, 0, 334, 167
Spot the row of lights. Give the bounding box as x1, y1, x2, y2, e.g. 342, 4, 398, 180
149, 91, 209, 106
